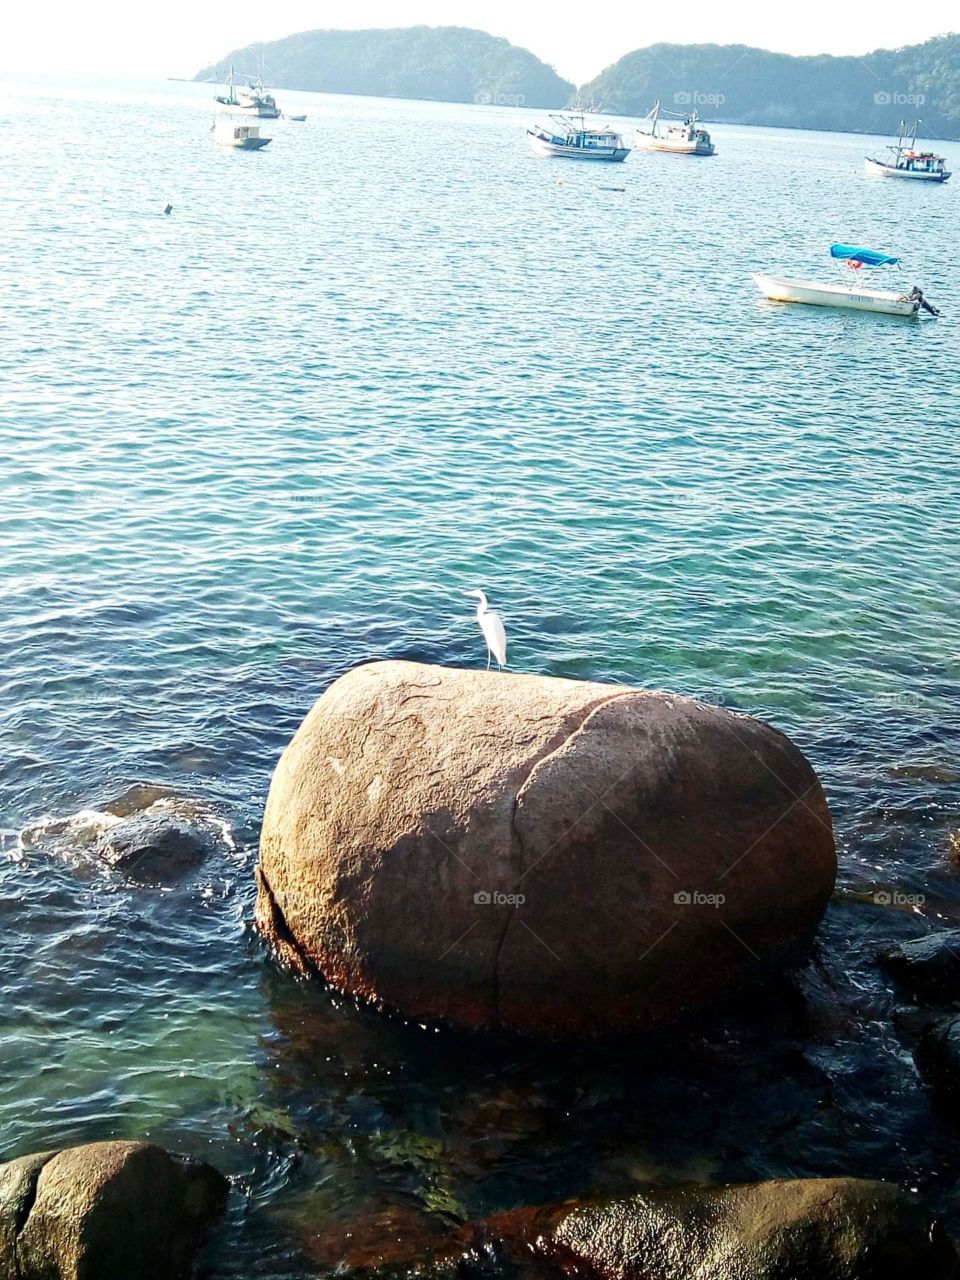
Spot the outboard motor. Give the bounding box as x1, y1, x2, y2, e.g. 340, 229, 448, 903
908, 285, 940, 316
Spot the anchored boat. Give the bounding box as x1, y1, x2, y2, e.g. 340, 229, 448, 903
865, 121, 951, 182
214, 66, 281, 119
527, 114, 630, 162
636, 102, 716, 155
213, 118, 271, 150
754, 245, 939, 318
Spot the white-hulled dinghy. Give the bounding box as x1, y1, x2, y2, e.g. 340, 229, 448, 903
754, 245, 939, 318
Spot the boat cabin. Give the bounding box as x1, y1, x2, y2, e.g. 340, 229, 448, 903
900, 150, 948, 176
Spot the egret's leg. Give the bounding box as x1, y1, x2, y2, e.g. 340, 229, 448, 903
486, 648, 491, 671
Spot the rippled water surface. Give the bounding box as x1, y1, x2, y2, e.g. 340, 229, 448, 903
1, 76, 959, 1274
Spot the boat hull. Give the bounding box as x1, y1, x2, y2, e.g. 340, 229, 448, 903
528, 135, 629, 162
215, 136, 272, 150
753, 274, 920, 316
215, 100, 280, 119
637, 137, 715, 156
864, 157, 950, 181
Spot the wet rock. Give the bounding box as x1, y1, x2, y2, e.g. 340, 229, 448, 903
102, 782, 181, 818
880, 930, 960, 1001
889, 764, 960, 784
0, 1140, 228, 1280
19, 785, 228, 884
94, 811, 210, 883
257, 660, 836, 1037
471, 1178, 960, 1280
916, 1016, 960, 1097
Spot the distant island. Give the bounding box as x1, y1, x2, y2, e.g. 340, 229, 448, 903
580, 35, 960, 139
196, 27, 960, 140
195, 26, 574, 110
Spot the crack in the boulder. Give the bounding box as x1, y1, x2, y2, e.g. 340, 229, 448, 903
492, 691, 637, 1022
12, 1153, 57, 1278
255, 863, 312, 977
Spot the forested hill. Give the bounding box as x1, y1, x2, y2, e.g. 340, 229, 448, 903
195, 26, 573, 109
578, 35, 960, 138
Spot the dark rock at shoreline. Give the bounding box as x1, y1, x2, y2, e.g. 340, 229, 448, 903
467, 1178, 960, 1280
0, 1140, 228, 1280
94, 812, 210, 884
19, 784, 227, 884
257, 660, 836, 1037
880, 930, 960, 1001
916, 1016, 960, 1097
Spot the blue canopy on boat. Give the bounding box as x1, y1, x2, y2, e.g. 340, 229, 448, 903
830, 244, 899, 266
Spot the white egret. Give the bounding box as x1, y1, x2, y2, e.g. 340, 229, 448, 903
465, 590, 507, 670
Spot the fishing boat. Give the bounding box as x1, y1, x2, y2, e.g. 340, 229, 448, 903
212, 118, 271, 151
214, 67, 281, 119
865, 121, 951, 182
636, 102, 716, 156
527, 114, 630, 162
753, 245, 939, 317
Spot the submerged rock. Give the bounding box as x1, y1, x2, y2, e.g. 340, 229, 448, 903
257, 660, 836, 1036
469, 1177, 960, 1280
0, 1140, 227, 1280
94, 811, 209, 884
19, 784, 228, 884
880, 930, 960, 1001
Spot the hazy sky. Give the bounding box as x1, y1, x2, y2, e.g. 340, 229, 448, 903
4, 2, 957, 85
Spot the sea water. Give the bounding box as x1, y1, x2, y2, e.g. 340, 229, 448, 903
0, 76, 959, 1274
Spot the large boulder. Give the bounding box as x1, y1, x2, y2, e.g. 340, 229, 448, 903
471, 1178, 960, 1280
257, 661, 836, 1036
0, 1140, 228, 1280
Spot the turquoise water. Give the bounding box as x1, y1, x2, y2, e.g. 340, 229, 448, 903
1, 76, 959, 1273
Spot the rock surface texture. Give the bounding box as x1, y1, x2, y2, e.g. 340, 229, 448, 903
257, 661, 837, 1036
881, 929, 960, 1001
474, 1178, 960, 1280
94, 812, 210, 883
0, 1140, 228, 1280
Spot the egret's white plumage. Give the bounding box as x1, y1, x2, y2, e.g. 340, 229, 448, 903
465, 589, 507, 670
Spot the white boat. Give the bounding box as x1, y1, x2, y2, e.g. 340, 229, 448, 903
527, 114, 630, 162
753, 245, 939, 318
214, 67, 281, 119
636, 102, 716, 156
754, 275, 924, 316
213, 118, 271, 150
865, 120, 951, 182
283, 113, 307, 123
